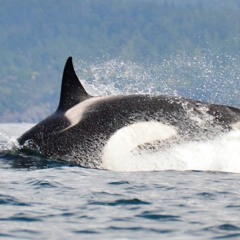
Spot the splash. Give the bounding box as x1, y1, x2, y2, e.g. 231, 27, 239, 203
76, 51, 240, 108
101, 124, 240, 172
74, 52, 240, 173
0, 124, 33, 152
0, 132, 19, 151
0, 124, 67, 169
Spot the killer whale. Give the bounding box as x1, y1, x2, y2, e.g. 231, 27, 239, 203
18, 57, 240, 168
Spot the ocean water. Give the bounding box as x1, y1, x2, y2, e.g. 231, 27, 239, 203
1, 124, 240, 240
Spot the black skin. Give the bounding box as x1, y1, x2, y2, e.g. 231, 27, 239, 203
17, 57, 240, 168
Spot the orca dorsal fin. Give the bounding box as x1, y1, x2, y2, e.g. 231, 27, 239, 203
57, 57, 89, 112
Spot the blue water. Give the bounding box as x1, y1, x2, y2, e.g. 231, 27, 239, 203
1, 124, 240, 239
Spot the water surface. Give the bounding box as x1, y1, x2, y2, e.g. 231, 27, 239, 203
1, 124, 240, 239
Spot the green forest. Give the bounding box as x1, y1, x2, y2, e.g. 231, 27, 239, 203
0, 0, 240, 122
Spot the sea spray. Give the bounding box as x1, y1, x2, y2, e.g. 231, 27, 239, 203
76, 51, 240, 108
75, 52, 240, 173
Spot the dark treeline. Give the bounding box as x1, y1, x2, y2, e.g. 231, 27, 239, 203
0, 0, 240, 122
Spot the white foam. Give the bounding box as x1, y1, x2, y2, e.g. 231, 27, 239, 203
102, 121, 177, 171
177, 130, 240, 173
102, 122, 240, 173
0, 123, 32, 151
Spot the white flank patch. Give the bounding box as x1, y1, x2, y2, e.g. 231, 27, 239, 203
102, 121, 177, 171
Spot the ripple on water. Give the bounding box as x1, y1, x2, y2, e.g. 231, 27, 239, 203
218, 224, 240, 231
137, 211, 181, 222
108, 181, 130, 185
73, 229, 99, 234
90, 198, 150, 206
0, 194, 30, 206
204, 224, 240, 240
0, 213, 42, 222
214, 233, 240, 239
27, 179, 63, 189
108, 226, 173, 235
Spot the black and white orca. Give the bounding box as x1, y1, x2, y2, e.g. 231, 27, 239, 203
18, 57, 240, 169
